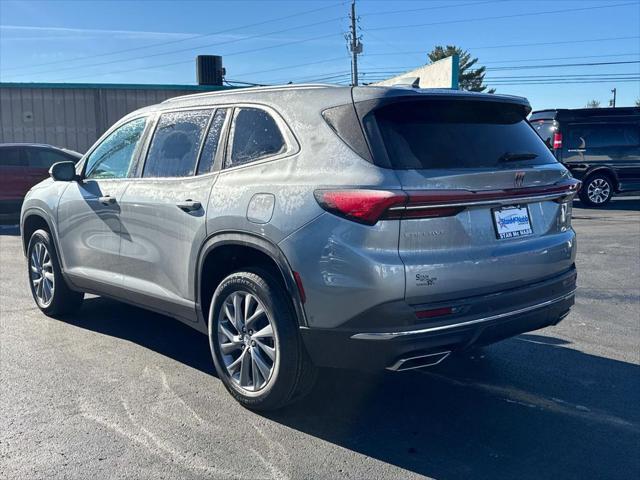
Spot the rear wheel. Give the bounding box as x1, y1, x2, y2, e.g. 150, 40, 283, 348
579, 173, 614, 207
27, 229, 83, 316
208, 269, 316, 410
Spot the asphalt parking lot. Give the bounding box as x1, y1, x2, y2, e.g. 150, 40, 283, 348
1, 198, 638, 480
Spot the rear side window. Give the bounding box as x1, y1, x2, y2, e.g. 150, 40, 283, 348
26, 149, 74, 169
0, 148, 23, 167
368, 100, 557, 169
227, 108, 285, 168
197, 108, 227, 175
565, 123, 640, 149
144, 109, 212, 178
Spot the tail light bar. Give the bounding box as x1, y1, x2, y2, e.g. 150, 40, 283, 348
314, 179, 581, 226
553, 132, 563, 149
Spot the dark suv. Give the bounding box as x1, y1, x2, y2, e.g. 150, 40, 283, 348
529, 107, 640, 207
0, 143, 81, 220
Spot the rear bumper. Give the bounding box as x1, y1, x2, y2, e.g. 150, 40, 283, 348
300, 267, 576, 371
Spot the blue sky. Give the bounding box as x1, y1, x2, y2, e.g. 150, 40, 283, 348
0, 0, 638, 109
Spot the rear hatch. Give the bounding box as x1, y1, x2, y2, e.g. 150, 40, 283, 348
359, 94, 577, 305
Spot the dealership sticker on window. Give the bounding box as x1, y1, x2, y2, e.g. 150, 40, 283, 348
493, 206, 533, 239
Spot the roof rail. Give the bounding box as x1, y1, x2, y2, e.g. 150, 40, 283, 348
162, 83, 340, 103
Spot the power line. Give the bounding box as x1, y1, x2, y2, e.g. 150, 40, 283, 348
9, 15, 347, 79
362, 35, 640, 57
367, 2, 637, 32
358, 53, 640, 72
482, 52, 640, 65
487, 73, 640, 80
357, 60, 640, 79
50, 31, 344, 82
233, 56, 348, 77
489, 79, 640, 85
488, 60, 640, 71
1, 1, 346, 72
361, 0, 506, 17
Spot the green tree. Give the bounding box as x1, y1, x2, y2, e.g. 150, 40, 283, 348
427, 45, 495, 93
586, 99, 601, 108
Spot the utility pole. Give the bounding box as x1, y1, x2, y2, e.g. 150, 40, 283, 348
610, 88, 617, 107
348, 0, 362, 86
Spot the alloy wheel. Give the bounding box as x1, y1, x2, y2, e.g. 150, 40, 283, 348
30, 241, 55, 307
217, 291, 277, 392
587, 178, 611, 204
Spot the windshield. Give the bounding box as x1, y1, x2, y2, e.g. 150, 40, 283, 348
367, 100, 558, 170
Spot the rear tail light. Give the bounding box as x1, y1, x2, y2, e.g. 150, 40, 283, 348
553, 132, 563, 149
313, 189, 464, 225
313, 189, 406, 225
315, 180, 580, 225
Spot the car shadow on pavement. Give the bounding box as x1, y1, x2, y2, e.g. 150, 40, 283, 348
70, 296, 217, 376
68, 296, 639, 480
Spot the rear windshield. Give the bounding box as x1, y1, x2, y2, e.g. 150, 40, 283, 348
529, 119, 556, 149
367, 100, 557, 170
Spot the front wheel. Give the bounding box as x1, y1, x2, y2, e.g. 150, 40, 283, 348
27, 229, 84, 316
579, 174, 614, 207
208, 269, 317, 410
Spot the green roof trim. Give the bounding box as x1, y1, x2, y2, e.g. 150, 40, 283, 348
0, 82, 240, 91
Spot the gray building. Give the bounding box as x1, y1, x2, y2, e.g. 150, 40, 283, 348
0, 82, 235, 153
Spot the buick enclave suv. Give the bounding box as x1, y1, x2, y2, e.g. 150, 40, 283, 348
21, 85, 579, 410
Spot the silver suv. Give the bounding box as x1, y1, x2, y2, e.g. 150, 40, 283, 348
20, 85, 579, 410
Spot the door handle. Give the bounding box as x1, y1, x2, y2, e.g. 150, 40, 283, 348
98, 195, 116, 206
568, 149, 586, 153
176, 200, 202, 212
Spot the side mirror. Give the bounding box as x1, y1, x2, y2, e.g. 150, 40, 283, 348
49, 161, 78, 182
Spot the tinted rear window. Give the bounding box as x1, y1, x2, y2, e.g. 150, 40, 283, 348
530, 120, 556, 149
368, 100, 557, 170
0, 148, 23, 167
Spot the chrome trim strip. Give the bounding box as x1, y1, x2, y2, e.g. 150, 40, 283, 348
387, 192, 572, 212
351, 289, 576, 341
387, 351, 451, 372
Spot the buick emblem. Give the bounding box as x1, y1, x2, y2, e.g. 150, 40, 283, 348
514, 171, 525, 188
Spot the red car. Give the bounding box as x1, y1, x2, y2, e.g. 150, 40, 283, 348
0, 143, 82, 221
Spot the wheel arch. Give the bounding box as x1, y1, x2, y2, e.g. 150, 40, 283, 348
583, 167, 620, 191
21, 208, 56, 257
196, 231, 307, 329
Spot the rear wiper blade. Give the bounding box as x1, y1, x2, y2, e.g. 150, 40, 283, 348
498, 152, 539, 162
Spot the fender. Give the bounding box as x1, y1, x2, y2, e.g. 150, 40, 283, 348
583, 166, 620, 190
567, 163, 620, 189
195, 231, 308, 328
21, 207, 58, 258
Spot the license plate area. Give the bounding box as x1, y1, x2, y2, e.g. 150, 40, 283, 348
492, 205, 533, 239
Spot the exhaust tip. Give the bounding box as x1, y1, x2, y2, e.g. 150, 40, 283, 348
387, 351, 451, 372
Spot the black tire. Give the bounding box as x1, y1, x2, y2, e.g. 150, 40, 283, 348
579, 173, 614, 207
27, 229, 84, 316
208, 268, 317, 411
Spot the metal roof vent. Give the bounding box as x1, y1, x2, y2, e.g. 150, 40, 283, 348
196, 55, 225, 86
